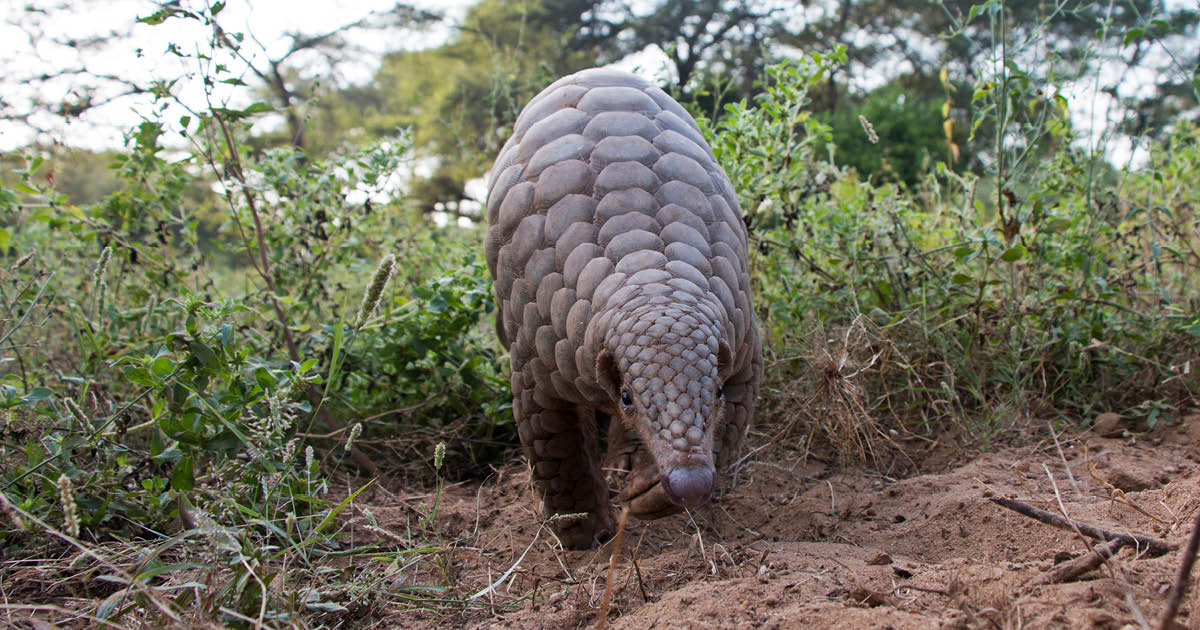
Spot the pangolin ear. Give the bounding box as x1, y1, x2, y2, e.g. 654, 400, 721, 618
595, 348, 620, 397
717, 339, 733, 380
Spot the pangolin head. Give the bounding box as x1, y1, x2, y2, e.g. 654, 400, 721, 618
597, 303, 731, 510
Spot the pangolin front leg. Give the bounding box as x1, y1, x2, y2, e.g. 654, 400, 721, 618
515, 389, 615, 548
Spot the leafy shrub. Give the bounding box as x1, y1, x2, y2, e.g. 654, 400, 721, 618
701, 51, 1199, 460
0, 4, 507, 623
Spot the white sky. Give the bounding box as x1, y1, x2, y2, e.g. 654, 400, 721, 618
1, 0, 1192, 170
0, 0, 479, 151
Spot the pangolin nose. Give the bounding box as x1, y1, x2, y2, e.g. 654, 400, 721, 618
661, 466, 714, 509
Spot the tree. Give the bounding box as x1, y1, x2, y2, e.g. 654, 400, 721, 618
305, 0, 611, 218
0, 1, 440, 150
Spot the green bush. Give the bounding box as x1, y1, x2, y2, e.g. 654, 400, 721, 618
701, 51, 1199, 454
0, 4, 507, 623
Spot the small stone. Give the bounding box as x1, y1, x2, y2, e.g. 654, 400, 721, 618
1092, 412, 1126, 437
866, 552, 892, 566
1108, 468, 1155, 492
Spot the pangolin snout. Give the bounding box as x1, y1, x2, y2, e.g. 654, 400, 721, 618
661, 465, 714, 509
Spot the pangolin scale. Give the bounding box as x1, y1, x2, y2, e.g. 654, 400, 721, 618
484, 68, 762, 548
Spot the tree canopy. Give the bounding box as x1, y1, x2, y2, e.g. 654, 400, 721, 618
3, 0, 1197, 197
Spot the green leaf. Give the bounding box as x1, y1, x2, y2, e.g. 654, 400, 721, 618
212, 102, 273, 120
1123, 27, 1144, 46
1044, 218, 1072, 233
255, 367, 274, 390
151, 356, 175, 378
971, 82, 994, 103
305, 601, 349, 612
189, 341, 217, 368
966, 1, 993, 23
150, 427, 164, 457
313, 479, 374, 538
21, 387, 52, 403
170, 455, 194, 491
1000, 245, 1026, 262
137, 10, 170, 25
952, 273, 973, 285
316, 309, 348, 419
125, 367, 157, 387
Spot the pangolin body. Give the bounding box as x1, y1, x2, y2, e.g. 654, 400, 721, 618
485, 68, 762, 548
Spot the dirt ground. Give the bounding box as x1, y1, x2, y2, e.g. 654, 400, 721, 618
358, 416, 1200, 629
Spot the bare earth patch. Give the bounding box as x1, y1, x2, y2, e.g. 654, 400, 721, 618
357, 421, 1200, 628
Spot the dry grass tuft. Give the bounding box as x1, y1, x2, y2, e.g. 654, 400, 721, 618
771, 315, 894, 467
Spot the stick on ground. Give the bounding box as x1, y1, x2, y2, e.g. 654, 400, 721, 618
1160, 509, 1200, 630
989, 497, 1172, 556
596, 507, 630, 630
1035, 538, 1126, 585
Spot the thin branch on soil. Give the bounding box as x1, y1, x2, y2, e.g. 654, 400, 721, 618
1047, 422, 1082, 498
894, 584, 952, 597
1046, 462, 1122, 585
989, 497, 1172, 556
596, 507, 630, 630
469, 527, 540, 601
1125, 587, 1152, 630
1041, 466, 1154, 629
0, 604, 125, 629
1084, 443, 1170, 525
1159, 508, 1200, 630
1034, 538, 1126, 585
632, 556, 650, 603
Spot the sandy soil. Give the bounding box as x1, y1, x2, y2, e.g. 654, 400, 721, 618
357, 417, 1200, 629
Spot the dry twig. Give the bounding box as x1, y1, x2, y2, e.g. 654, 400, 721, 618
595, 507, 630, 630
1160, 509, 1200, 630
1034, 538, 1126, 585
989, 497, 1172, 556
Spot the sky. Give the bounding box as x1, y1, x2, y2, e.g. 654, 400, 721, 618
0, 0, 481, 151
1, 0, 1189, 169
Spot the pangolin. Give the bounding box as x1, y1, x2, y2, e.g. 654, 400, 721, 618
484, 68, 762, 549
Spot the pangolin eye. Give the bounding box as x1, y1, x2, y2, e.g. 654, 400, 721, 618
716, 385, 725, 399
620, 390, 633, 407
